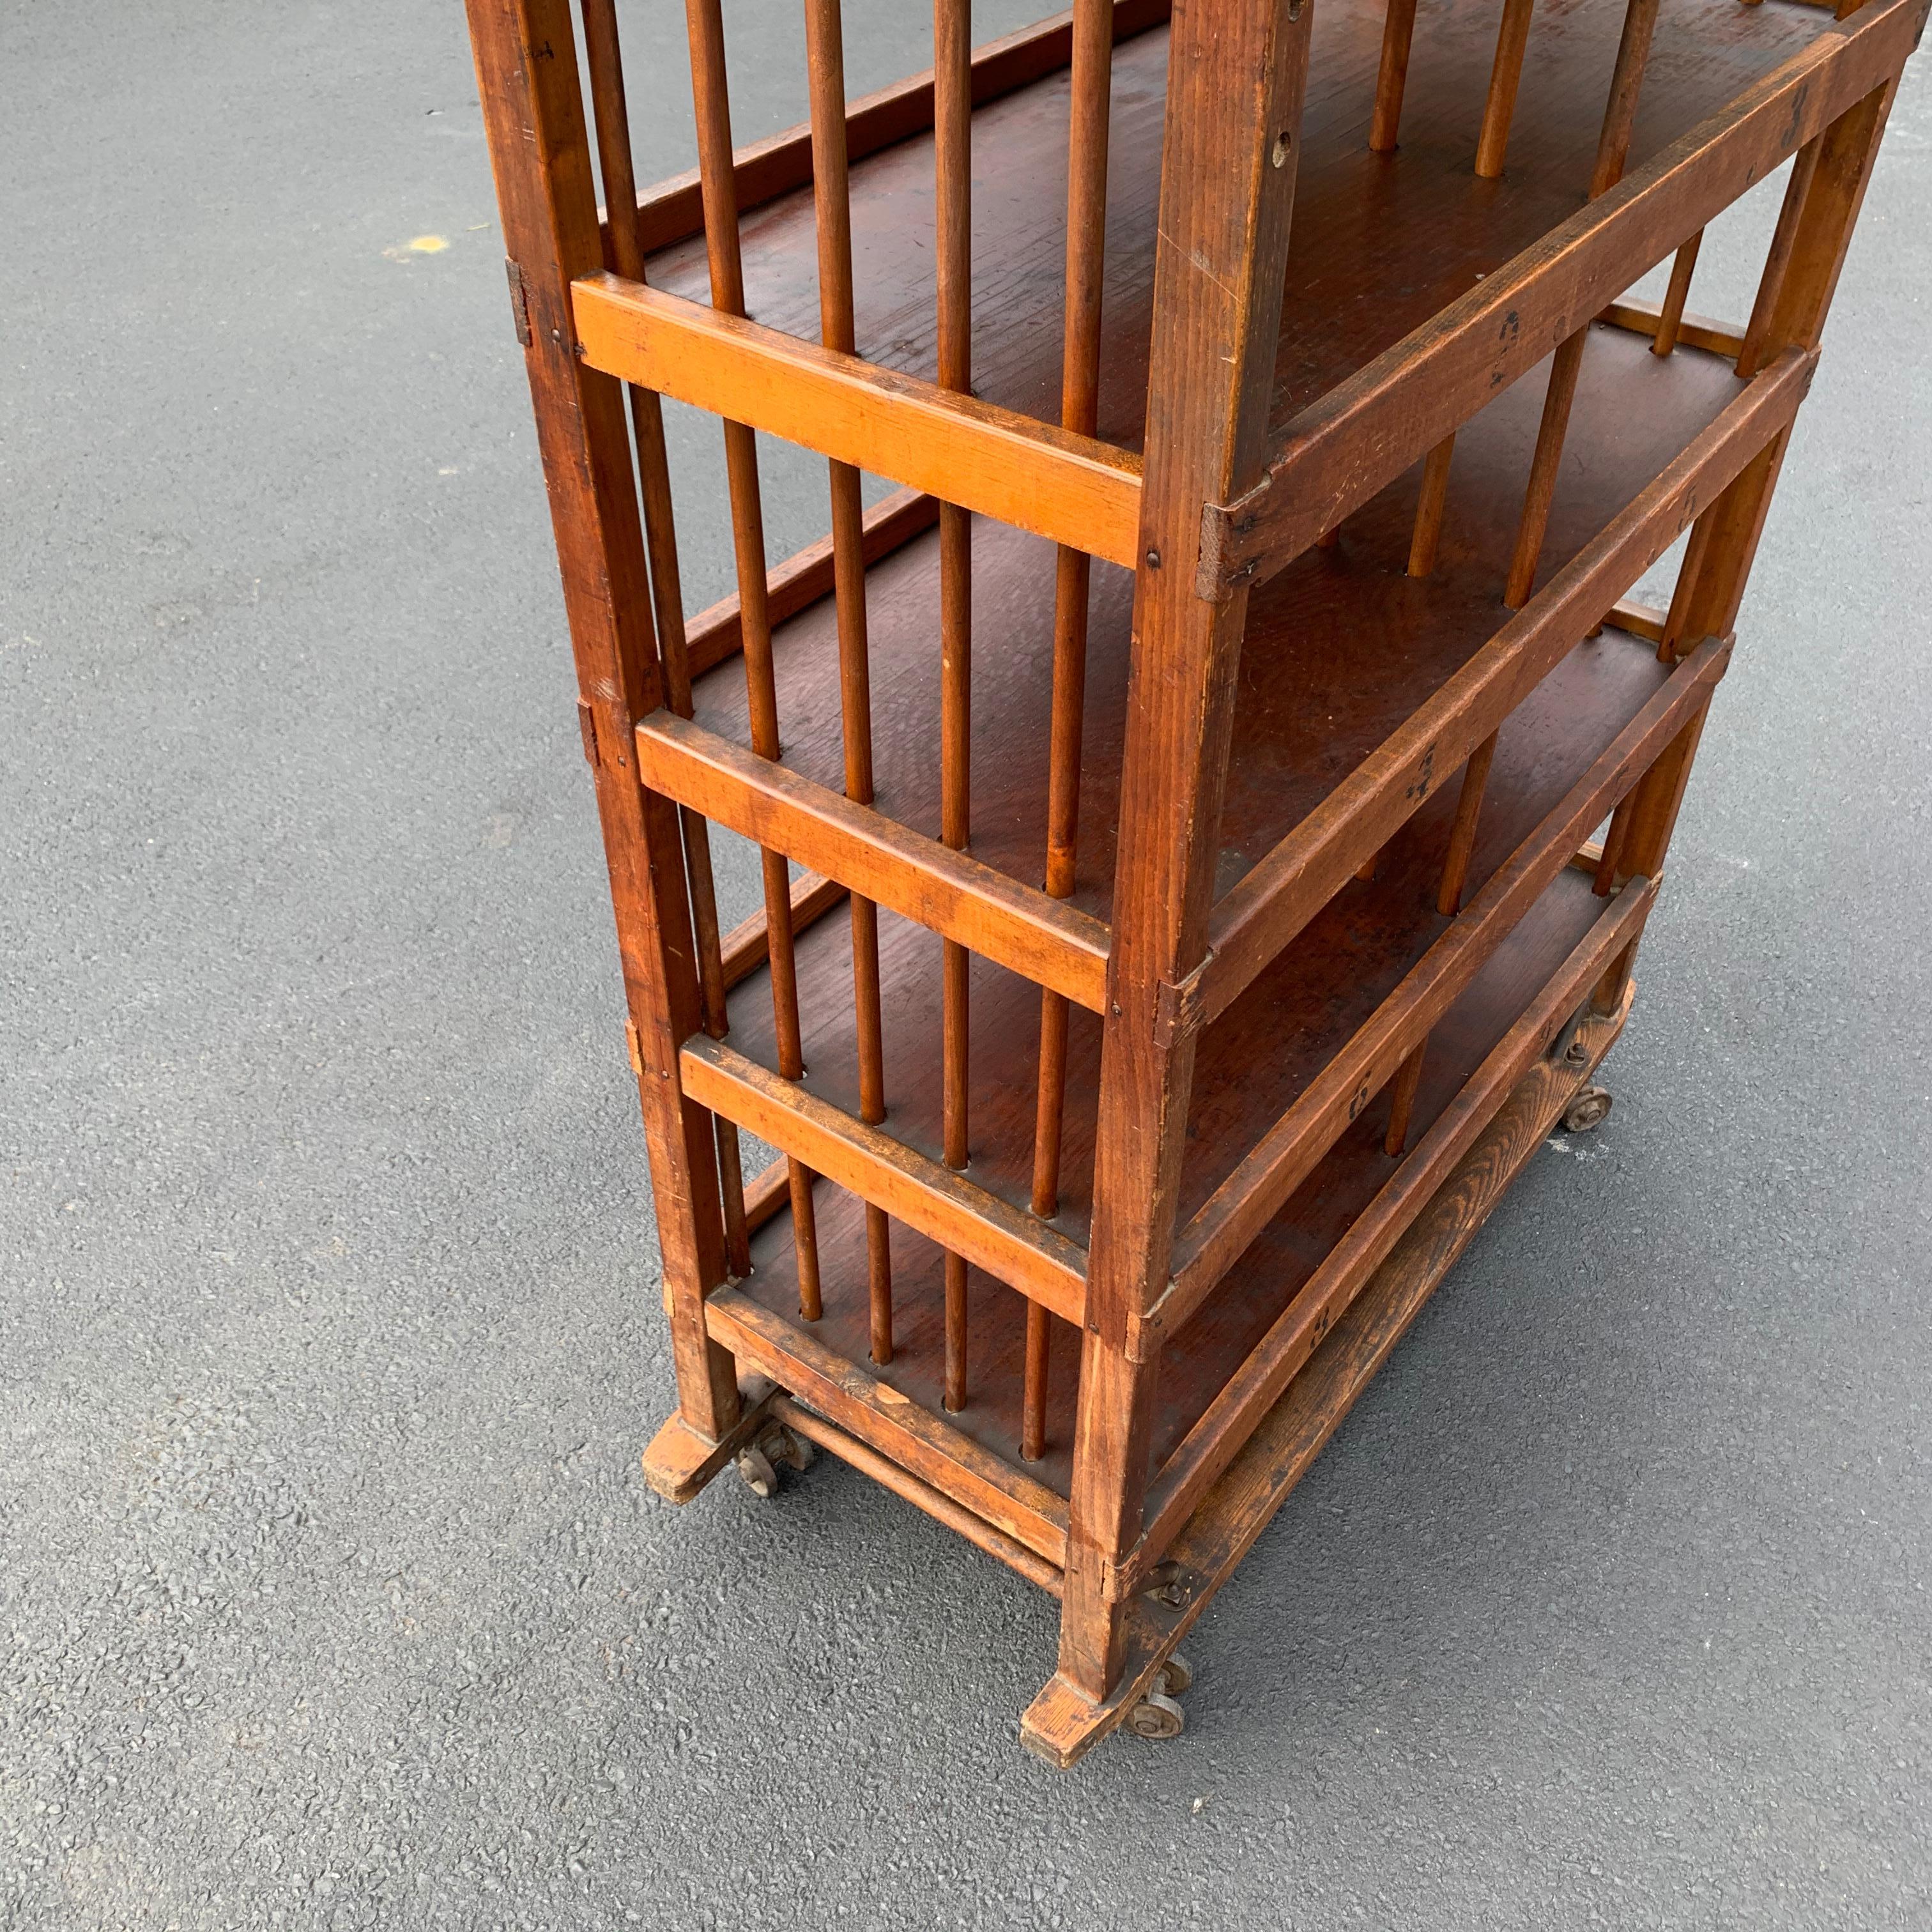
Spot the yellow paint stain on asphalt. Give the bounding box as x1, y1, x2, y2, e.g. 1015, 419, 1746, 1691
408, 234, 448, 253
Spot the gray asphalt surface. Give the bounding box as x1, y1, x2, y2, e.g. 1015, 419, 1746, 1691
4, 4, 1929, 1927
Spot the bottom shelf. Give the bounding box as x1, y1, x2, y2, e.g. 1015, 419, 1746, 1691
721, 861, 1629, 1499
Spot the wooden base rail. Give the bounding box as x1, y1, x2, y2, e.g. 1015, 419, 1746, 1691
684, 486, 939, 680
681, 1036, 1088, 1324
1020, 973, 1637, 1767
636, 710, 1112, 1011
769, 1395, 1065, 1596
1200, 348, 1811, 1018
1197, 0, 1919, 592
705, 1284, 1070, 1567
572, 274, 1144, 567
621, 0, 1174, 257
1157, 637, 1727, 1338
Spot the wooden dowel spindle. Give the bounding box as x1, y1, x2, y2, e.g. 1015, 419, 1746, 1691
935, 0, 974, 1409
1503, 0, 1660, 609
1384, 1038, 1428, 1157
685, 0, 821, 1317
805, 0, 895, 1363
1370, 0, 1419, 154
1437, 730, 1498, 916
1475, 0, 1535, 180
1408, 434, 1455, 578
1025, 0, 1114, 1460
581, 0, 751, 1276
1653, 231, 1704, 356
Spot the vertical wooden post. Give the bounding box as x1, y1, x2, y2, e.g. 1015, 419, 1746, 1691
464, 0, 739, 1438
1595, 76, 1897, 1012
1054, 0, 1314, 1708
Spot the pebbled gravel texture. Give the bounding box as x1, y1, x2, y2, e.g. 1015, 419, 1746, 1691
3, 5, 1928, 1928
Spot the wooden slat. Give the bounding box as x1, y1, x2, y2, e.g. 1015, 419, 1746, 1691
1196, 0, 1921, 592
572, 274, 1144, 566
1200, 348, 1813, 1019
768, 1396, 1064, 1594
1598, 296, 1743, 360
1138, 887, 1655, 1574
684, 487, 939, 679
680, 1037, 1088, 1324
705, 1285, 1070, 1565
1162, 641, 1726, 1330
622, 0, 1174, 254
636, 710, 1112, 1010
1020, 977, 1637, 1767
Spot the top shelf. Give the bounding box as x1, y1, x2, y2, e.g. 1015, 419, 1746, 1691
643, 0, 1834, 454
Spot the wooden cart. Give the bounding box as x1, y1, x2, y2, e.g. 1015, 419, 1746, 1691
462, 0, 1921, 1763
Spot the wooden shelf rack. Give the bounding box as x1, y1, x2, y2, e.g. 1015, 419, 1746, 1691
464, 0, 1922, 1763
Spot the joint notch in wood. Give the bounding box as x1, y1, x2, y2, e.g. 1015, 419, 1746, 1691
505, 258, 533, 348
624, 1018, 645, 1078
1152, 956, 1211, 1050
576, 698, 599, 765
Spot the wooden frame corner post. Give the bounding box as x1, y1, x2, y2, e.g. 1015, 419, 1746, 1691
1029, 0, 1315, 1754
465, 0, 740, 1442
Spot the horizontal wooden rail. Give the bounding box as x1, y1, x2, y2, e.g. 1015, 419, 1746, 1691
705, 1285, 1070, 1565
1160, 637, 1728, 1333
1200, 348, 1812, 1020
769, 1395, 1064, 1595
636, 710, 1113, 1010
686, 487, 938, 680
623, 0, 1173, 255
574, 275, 1144, 565
1131, 887, 1656, 1592
1022, 971, 1639, 1765
719, 870, 848, 992
1197, 0, 1920, 592
682, 1036, 1088, 1324
1598, 297, 1745, 360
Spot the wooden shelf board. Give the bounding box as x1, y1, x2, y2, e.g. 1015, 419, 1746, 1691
647, 0, 1827, 452
693, 326, 1740, 930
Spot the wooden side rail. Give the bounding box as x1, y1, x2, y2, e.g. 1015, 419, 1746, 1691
635, 710, 1112, 1011
1199, 348, 1813, 1021
705, 1285, 1070, 1566
1598, 298, 1746, 360
572, 275, 1144, 565
684, 486, 939, 680
681, 1036, 1089, 1324
1197, 0, 1922, 593
623, 0, 1174, 256
1154, 637, 1726, 1336
1021, 965, 1641, 1765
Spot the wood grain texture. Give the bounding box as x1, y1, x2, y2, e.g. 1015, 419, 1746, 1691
571, 274, 1144, 565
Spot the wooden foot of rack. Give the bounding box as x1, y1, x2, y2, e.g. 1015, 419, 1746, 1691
640, 1376, 779, 1503
1020, 988, 1631, 1767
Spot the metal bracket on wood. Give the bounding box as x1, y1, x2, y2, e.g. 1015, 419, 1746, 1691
505, 258, 533, 348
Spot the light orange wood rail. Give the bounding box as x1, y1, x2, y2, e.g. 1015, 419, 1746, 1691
1200, 347, 1813, 1019
572, 274, 1144, 566
1598, 297, 1744, 361
680, 1036, 1089, 1324
635, 710, 1113, 1011
1199, 0, 1919, 591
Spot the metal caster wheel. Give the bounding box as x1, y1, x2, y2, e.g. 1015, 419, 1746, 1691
1157, 1651, 1195, 1696
735, 1420, 815, 1498
1562, 1085, 1612, 1133
1126, 1690, 1186, 1740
